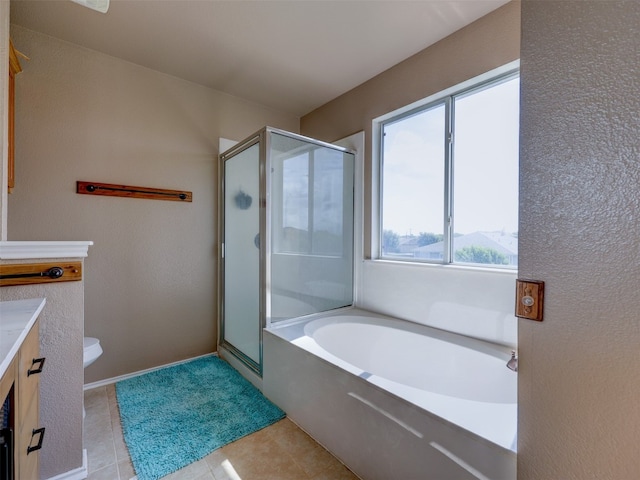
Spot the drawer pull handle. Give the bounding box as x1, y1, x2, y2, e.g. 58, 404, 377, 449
28, 357, 46, 376
27, 428, 45, 455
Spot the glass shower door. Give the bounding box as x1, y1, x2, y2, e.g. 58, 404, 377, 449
222, 140, 261, 369
268, 131, 355, 323
220, 127, 355, 376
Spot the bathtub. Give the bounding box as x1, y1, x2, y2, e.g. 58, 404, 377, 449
263, 307, 517, 480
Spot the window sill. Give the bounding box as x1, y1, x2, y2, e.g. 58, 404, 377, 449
366, 258, 517, 276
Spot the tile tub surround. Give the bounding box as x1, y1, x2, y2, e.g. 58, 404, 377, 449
0, 297, 46, 378
84, 384, 359, 480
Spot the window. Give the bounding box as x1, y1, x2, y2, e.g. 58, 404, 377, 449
378, 70, 519, 267
272, 133, 354, 257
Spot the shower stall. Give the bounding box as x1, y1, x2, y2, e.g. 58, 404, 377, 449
219, 127, 355, 376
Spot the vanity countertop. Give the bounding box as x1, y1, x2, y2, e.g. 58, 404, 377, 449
0, 297, 46, 379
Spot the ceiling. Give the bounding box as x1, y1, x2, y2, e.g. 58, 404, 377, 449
10, 0, 509, 117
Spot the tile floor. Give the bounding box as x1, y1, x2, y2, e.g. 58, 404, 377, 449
84, 384, 360, 480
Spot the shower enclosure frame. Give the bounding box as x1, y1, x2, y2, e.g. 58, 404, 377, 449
218, 126, 356, 377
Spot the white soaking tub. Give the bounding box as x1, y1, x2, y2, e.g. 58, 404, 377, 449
263, 307, 517, 480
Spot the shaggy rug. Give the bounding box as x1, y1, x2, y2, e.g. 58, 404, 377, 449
116, 355, 285, 480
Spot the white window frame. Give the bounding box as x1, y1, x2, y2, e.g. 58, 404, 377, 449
372, 61, 520, 267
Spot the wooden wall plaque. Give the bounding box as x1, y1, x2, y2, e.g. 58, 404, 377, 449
77, 181, 192, 202
0, 262, 82, 287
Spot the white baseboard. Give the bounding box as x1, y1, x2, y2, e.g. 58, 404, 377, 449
45, 449, 88, 480
83, 352, 218, 390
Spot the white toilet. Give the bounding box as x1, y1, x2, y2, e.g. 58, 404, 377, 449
83, 337, 103, 369
83, 337, 103, 418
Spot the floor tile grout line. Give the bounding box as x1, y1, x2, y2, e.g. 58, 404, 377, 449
85, 386, 120, 479
109, 401, 119, 480
85, 385, 358, 480
106, 386, 120, 479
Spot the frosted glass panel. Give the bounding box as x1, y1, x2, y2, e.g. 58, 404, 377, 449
223, 143, 260, 363
269, 132, 354, 322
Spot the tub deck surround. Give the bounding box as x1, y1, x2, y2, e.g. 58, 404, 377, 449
358, 259, 518, 348
0, 297, 46, 379
264, 307, 517, 480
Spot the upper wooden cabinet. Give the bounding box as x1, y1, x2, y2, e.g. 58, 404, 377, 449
8, 39, 23, 193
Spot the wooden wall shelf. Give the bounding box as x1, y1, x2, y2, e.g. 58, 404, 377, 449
77, 181, 192, 202
0, 262, 82, 287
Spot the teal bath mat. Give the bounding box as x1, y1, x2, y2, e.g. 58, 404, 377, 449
116, 355, 285, 480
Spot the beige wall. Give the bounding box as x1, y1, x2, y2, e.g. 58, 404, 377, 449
518, 1, 639, 478
300, 1, 521, 256
7, 25, 298, 383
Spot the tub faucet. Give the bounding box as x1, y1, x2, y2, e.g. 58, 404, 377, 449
506, 351, 518, 372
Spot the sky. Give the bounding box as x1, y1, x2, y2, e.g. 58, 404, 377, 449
382, 76, 520, 236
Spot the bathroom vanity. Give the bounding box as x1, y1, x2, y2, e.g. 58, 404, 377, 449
0, 298, 46, 480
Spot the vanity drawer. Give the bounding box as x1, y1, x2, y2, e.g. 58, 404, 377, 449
18, 319, 43, 480
18, 395, 41, 480
18, 320, 42, 425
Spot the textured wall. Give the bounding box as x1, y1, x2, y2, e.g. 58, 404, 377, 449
0, 261, 85, 479
519, 1, 640, 478
7, 25, 299, 383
